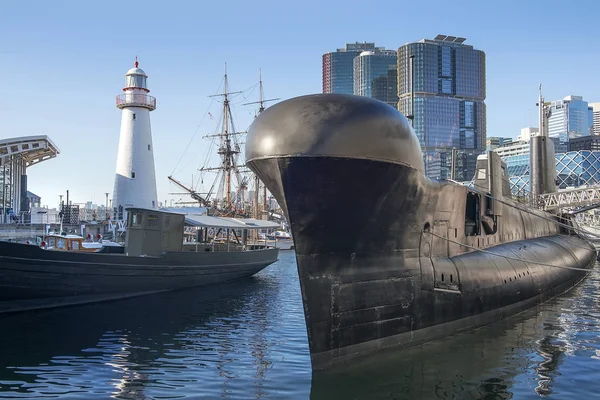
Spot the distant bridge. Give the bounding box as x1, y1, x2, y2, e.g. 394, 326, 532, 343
537, 186, 600, 212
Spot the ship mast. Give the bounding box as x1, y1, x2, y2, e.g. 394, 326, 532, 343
243, 69, 279, 219
203, 64, 245, 213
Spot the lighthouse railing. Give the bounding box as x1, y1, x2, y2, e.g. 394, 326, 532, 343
116, 94, 156, 110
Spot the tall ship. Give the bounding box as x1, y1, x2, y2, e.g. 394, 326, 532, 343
168, 69, 294, 248
244, 92, 596, 370
168, 69, 277, 220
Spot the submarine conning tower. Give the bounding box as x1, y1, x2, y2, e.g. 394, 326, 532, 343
245, 93, 424, 174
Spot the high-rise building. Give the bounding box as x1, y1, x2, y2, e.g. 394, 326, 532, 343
353, 50, 397, 106
547, 95, 593, 143
397, 35, 486, 180
371, 65, 398, 107
322, 42, 384, 94
588, 102, 600, 136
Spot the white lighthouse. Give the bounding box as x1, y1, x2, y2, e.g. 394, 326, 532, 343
112, 58, 158, 221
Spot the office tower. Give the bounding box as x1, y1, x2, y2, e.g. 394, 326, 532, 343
589, 102, 600, 136
322, 42, 384, 94
397, 35, 486, 180
547, 95, 593, 143
353, 50, 398, 106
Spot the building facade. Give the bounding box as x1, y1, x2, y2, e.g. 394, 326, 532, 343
397, 35, 486, 180
352, 50, 398, 106
504, 151, 600, 195
569, 135, 600, 151
371, 66, 398, 107
589, 102, 600, 136
322, 42, 385, 95
486, 136, 513, 151
547, 95, 593, 143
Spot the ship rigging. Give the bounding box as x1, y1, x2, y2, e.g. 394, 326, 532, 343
168, 67, 279, 218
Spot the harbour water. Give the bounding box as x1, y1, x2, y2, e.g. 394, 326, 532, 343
0, 251, 599, 399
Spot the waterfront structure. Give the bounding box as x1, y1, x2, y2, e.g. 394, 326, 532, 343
547, 95, 593, 143
397, 35, 486, 181
112, 59, 158, 221
504, 150, 600, 194
322, 42, 385, 95
353, 50, 397, 106
0, 136, 60, 224
589, 102, 600, 136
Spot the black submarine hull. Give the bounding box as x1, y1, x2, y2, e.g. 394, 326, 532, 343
245, 94, 596, 370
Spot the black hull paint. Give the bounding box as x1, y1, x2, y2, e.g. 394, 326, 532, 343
248, 156, 596, 370
0, 241, 279, 312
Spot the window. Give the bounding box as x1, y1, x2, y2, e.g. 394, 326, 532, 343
132, 213, 143, 226
132, 113, 136, 120
147, 214, 159, 228
131, 172, 135, 178
148, 144, 151, 151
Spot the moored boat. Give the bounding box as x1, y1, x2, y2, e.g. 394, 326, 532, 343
0, 207, 279, 313
245, 93, 596, 371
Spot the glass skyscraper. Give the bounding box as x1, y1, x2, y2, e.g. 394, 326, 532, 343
397, 35, 486, 181
547, 95, 593, 144
353, 50, 398, 107
322, 42, 385, 95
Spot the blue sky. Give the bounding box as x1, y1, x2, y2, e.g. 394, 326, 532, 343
1, 0, 599, 207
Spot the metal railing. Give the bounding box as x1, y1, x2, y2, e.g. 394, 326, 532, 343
538, 185, 600, 211
116, 94, 156, 110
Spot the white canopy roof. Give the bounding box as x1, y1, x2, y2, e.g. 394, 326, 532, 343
184, 215, 279, 229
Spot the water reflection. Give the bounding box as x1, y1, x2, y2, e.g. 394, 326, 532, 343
0, 252, 311, 399
0, 255, 598, 399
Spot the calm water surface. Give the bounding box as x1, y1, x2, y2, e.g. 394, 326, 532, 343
0, 252, 599, 399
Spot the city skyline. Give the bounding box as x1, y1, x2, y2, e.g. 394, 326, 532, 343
1, 0, 600, 206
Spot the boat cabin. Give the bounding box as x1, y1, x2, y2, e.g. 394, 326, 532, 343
125, 207, 185, 257
124, 207, 282, 255
43, 234, 96, 252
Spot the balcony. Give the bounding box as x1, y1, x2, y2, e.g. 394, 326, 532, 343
116, 94, 156, 111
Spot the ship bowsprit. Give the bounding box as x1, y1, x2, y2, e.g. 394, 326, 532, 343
244, 93, 596, 371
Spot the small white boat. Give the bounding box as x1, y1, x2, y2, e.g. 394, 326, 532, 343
266, 230, 294, 250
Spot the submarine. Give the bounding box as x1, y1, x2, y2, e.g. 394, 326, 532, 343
244, 93, 596, 371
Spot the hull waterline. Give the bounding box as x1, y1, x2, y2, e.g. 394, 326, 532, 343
0, 241, 279, 313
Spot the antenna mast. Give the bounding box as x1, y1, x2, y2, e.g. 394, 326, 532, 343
243, 70, 280, 219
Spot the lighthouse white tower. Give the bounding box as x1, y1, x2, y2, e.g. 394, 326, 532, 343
112, 58, 158, 221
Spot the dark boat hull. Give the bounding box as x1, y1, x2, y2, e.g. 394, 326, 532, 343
244, 94, 596, 371
0, 241, 279, 313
